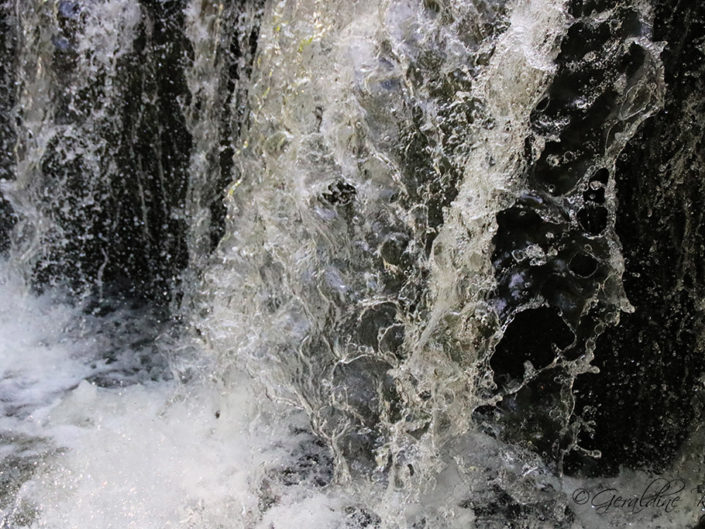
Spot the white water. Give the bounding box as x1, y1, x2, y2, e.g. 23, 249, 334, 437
0, 260, 358, 529
0, 258, 700, 528
1, 0, 703, 527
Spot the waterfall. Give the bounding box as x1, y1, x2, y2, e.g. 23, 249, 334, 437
0, 0, 703, 528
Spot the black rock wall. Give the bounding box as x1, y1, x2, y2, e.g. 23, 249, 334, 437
33, 0, 193, 306
570, 0, 705, 475
0, 1, 17, 255
481, 0, 705, 476
3, 1, 265, 310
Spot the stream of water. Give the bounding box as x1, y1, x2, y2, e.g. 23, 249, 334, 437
0, 1, 704, 527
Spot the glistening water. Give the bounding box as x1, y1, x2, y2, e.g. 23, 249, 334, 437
0, 0, 704, 528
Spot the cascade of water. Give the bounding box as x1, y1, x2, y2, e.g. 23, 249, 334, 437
0, 1, 703, 528
182, 0, 265, 276
195, 0, 516, 484
0, 0, 193, 307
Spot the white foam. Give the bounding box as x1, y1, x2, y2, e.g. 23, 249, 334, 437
0, 264, 349, 528
0, 270, 93, 421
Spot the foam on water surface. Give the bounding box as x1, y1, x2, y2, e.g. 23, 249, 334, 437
0, 261, 355, 529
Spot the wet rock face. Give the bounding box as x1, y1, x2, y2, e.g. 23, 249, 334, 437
3, 1, 264, 307
483, 0, 705, 476
1, 0, 701, 496
0, 2, 17, 255
33, 0, 193, 306
119, 0, 193, 304
570, 0, 705, 475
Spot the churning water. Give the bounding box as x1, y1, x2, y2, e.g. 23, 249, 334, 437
0, 0, 704, 527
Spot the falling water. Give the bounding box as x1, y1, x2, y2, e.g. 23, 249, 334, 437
0, 0, 704, 528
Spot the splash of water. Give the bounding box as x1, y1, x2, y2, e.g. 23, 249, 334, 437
0, 0, 703, 528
